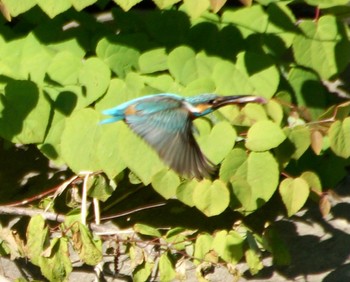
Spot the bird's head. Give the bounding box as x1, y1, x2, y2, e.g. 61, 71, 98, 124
186, 94, 266, 117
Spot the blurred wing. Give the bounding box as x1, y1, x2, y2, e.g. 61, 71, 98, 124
125, 107, 215, 179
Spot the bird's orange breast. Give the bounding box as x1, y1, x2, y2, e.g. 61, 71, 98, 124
194, 104, 211, 114
125, 104, 137, 115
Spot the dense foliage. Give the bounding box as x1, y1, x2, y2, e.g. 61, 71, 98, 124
0, 0, 350, 281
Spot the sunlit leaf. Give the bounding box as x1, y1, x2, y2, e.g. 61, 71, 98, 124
37, 0, 71, 18
153, 0, 181, 9
198, 121, 237, 164
61, 108, 102, 173
246, 120, 286, 151
219, 148, 248, 183
159, 253, 176, 281
134, 223, 162, 237
193, 180, 230, 216
114, 0, 142, 11
182, 0, 210, 18
176, 180, 197, 207
212, 230, 244, 264
152, 169, 180, 199
292, 15, 350, 79
231, 151, 279, 212
194, 233, 213, 264
26, 215, 48, 266
279, 177, 310, 217
139, 48, 168, 74
329, 117, 350, 158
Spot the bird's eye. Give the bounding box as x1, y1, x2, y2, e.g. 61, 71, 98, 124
208, 99, 216, 105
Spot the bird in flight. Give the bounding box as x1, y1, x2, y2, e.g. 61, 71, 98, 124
101, 93, 266, 179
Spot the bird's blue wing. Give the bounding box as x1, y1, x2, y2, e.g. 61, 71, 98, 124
125, 104, 215, 179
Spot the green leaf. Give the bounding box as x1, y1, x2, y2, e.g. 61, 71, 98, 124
61, 108, 102, 173
2, 0, 36, 16
168, 46, 214, 86
245, 248, 263, 275
300, 171, 322, 194
222, 5, 268, 37
0, 80, 51, 143
139, 48, 168, 74
26, 215, 48, 266
39, 237, 72, 282
285, 126, 311, 160
153, 0, 181, 9
142, 74, 179, 93
279, 177, 310, 217
182, 0, 210, 18
236, 52, 279, 98
97, 122, 127, 179
78, 57, 111, 107
305, 0, 349, 8
266, 99, 284, 125
71, 0, 96, 10
176, 180, 197, 207
96, 37, 140, 77
77, 224, 103, 265
231, 151, 279, 212
329, 117, 350, 158
96, 77, 144, 112
212, 60, 253, 95
133, 261, 153, 282
184, 77, 216, 96
219, 148, 248, 182
193, 180, 230, 216
87, 174, 114, 202
165, 227, 191, 250
47, 51, 82, 85
113, 0, 142, 11
198, 121, 237, 164
159, 253, 176, 281
241, 103, 268, 122
245, 120, 286, 151
37, 0, 71, 18
288, 68, 327, 119
194, 233, 213, 264
292, 16, 350, 79
21, 34, 54, 84
212, 230, 244, 264
152, 169, 180, 199
134, 223, 162, 237
245, 232, 263, 275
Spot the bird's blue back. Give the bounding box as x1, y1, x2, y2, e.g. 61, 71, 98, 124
101, 93, 186, 124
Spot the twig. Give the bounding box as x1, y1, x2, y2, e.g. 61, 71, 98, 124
100, 202, 167, 221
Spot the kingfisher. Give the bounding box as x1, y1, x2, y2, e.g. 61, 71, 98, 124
101, 93, 266, 179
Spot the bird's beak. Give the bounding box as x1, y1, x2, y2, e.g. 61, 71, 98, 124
212, 95, 267, 108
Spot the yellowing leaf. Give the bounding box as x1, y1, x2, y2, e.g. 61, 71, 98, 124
279, 177, 310, 217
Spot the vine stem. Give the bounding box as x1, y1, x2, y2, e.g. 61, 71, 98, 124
0, 203, 165, 235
